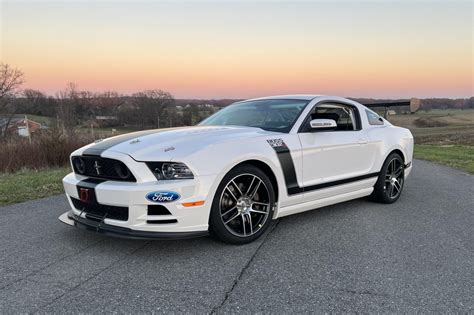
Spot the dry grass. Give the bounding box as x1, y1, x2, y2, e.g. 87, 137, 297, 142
0, 131, 93, 173
386, 109, 474, 145
388, 109, 474, 174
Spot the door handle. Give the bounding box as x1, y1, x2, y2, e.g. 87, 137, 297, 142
357, 139, 368, 145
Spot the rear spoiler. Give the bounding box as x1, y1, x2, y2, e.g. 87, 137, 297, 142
363, 98, 421, 118
363, 98, 420, 118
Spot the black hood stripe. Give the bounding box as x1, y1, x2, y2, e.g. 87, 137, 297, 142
268, 139, 379, 195
82, 129, 159, 156
81, 128, 187, 156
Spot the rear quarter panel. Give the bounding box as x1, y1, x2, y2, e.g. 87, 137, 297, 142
366, 124, 414, 172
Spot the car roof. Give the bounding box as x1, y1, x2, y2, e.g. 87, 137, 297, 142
244, 94, 322, 102
235, 95, 366, 111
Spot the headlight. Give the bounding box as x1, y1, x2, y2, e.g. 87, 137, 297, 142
146, 162, 194, 180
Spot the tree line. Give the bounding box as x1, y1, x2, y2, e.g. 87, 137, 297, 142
1, 62, 473, 138
0, 63, 235, 137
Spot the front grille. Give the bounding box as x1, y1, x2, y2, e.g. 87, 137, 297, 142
71, 197, 129, 221
71, 156, 136, 182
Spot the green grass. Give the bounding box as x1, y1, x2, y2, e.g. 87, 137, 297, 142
0, 167, 70, 206
415, 109, 474, 116
414, 145, 474, 174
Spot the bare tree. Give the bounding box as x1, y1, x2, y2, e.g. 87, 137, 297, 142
24, 89, 47, 114
0, 63, 25, 137
92, 91, 124, 115
56, 82, 79, 136
0, 63, 24, 100
131, 90, 175, 128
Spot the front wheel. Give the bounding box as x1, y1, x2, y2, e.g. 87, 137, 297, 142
371, 153, 405, 204
209, 165, 275, 244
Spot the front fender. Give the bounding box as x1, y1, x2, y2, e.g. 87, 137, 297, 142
180, 135, 300, 215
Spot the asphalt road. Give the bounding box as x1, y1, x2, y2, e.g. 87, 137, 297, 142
0, 159, 473, 313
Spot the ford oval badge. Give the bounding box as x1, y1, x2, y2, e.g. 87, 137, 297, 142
146, 191, 181, 203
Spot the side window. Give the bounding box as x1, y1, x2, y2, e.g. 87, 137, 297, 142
365, 110, 384, 125
308, 104, 358, 131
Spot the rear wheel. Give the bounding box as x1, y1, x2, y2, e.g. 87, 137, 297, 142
371, 153, 405, 204
209, 165, 275, 244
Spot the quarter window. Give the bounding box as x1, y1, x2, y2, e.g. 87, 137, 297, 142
366, 110, 384, 125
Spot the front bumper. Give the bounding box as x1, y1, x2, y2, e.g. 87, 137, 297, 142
62, 170, 217, 237
59, 211, 208, 240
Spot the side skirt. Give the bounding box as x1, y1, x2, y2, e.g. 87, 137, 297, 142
276, 187, 374, 218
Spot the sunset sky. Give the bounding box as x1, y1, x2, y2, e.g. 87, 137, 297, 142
1, 0, 472, 99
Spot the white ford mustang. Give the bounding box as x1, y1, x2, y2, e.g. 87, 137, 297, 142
60, 95, 413, 244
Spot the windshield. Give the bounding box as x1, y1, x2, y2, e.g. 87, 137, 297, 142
199, 99, 308, 133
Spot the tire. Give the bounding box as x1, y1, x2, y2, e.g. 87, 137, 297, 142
371, 152, 405, 204
209, 164, 275, 244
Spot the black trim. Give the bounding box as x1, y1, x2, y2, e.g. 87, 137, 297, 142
67, 211, 208, 240
71, 197, 129, 221
77, 178, 106, 188
82, 129, 162, 156
303, 172, 379, 193
148, 205, 172, 216
269, 141, 379, 195
146, 219, 178, 224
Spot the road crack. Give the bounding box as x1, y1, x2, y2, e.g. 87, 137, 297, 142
33, 241, 151, 314
0, 239, 105, 291
210, 219, 281, 314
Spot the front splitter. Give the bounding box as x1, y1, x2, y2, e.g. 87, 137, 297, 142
58, 211, 209, 240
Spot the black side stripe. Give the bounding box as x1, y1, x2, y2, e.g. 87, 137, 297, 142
273, 145, 304, 195
269, 140, 379, 195
302, 172, 379, 193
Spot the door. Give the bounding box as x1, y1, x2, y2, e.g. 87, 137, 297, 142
298, 102, 374, 200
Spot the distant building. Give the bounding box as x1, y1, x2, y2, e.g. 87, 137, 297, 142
183, 103, 217, 110
0, 117, 45, 137
95, 116, 118, 120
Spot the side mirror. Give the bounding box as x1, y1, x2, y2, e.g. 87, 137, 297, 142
310, 119, 337, 130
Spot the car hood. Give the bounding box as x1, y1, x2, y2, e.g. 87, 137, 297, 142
100, 126, 276, 161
